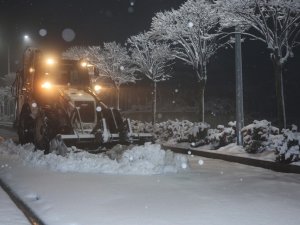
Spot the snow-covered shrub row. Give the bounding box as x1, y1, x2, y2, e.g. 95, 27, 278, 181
242, 120, 300, 163
130, 119, 237, 148
269, 125, 300, 163
242, 120, 279, 153
130, 119, 210, 143
207, 122, 236, 149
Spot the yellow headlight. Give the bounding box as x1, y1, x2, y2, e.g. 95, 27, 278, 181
46, 58, 55, 65
41, 81, 52, 89
81, 62, 87, 67
94, 85, 102, 92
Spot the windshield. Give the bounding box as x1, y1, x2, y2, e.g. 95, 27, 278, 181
44, 63, 90, 87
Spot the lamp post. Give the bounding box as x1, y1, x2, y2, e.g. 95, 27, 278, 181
235, 25, 244, 146
7, 45, 10, 76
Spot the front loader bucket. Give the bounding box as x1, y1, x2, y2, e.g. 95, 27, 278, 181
49, 135, 69, 156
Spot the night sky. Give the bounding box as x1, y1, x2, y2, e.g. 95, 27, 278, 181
0, 0, 185, 74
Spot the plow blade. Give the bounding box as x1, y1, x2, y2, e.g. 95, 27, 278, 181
50, 131, 153, 152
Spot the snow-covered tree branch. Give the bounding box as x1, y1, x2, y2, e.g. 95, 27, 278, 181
63, 43, 137, 109
87, 42, 137, 109
219, 0, 300, 129
62, 46, 90, 60
151, 0, 230, 122
127, 32, 175, 124
0, 72, 16, 87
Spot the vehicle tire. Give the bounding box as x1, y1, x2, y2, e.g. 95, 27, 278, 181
34, 113, 50, 154
18, 106, 34, 145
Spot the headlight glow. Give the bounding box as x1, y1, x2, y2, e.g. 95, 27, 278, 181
94, 85, 102, 92
46, 58, 55, 65
41, 81, 52, 89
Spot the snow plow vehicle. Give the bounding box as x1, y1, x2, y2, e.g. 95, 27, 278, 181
12, 47, 152, 154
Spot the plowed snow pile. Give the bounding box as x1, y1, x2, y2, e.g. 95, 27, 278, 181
0, 140, 188, 175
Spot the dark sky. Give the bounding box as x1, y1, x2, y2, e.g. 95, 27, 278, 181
0, 0, 186, 74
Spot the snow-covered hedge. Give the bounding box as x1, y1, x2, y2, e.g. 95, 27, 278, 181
270, 125, 300, 163
131, 119, 300, 163
130, 119, 210, 143
131, 119, 236, 148
207, 122, 236, 149
242, 120, 279, 153
242, 120, 300, 163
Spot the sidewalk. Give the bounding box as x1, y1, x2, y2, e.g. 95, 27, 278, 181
162, 143, 300, 174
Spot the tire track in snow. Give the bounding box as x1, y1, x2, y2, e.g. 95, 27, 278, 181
0, 178, 46, 225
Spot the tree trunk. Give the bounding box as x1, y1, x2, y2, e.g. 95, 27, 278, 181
196, 80, 206, 123
152, 81, 157, 125
116, 86, 120, 110
272, 60, 286, 129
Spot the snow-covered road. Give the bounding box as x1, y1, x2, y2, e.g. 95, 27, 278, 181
1, 140, 300, 225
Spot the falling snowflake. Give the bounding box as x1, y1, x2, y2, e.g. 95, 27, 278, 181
39, 28, 47, 37
128, 7, 134, 13
157, 113, 163, 119
188, 22, 194, 28
62, 28, 76, 42
181, 163, 187, 169
198, 159, 204, 165
188, 151, 191, 155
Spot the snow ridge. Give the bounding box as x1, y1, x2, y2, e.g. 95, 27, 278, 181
0, 140, 187, 175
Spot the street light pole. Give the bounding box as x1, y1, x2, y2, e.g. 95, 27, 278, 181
7, 45, 10, 76
235, 25, 244, 145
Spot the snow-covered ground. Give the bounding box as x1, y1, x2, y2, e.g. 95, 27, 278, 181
1, 140, 300, 225
0, 187, 30, 225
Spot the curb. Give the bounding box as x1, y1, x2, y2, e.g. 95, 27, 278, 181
0, 178, 46, 225
162, 144, 300, 174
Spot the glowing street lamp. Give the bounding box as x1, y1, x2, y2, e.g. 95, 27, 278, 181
7, 34, 32, 76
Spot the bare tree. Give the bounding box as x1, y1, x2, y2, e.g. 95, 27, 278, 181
151, 0, 229, 122
0, 72, 16, 86
127, 32, 174, 125
87, 42, 137, 109
219, 0, 300, 128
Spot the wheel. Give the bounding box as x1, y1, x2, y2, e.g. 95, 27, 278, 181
34, 113, 50, 153
18, 106, 34, 145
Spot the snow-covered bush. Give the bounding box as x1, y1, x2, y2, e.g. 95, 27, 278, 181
242, 120, 279, 153
207, 122, 236, 149
270, 125, 300, 163
130, 119, 210, 143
